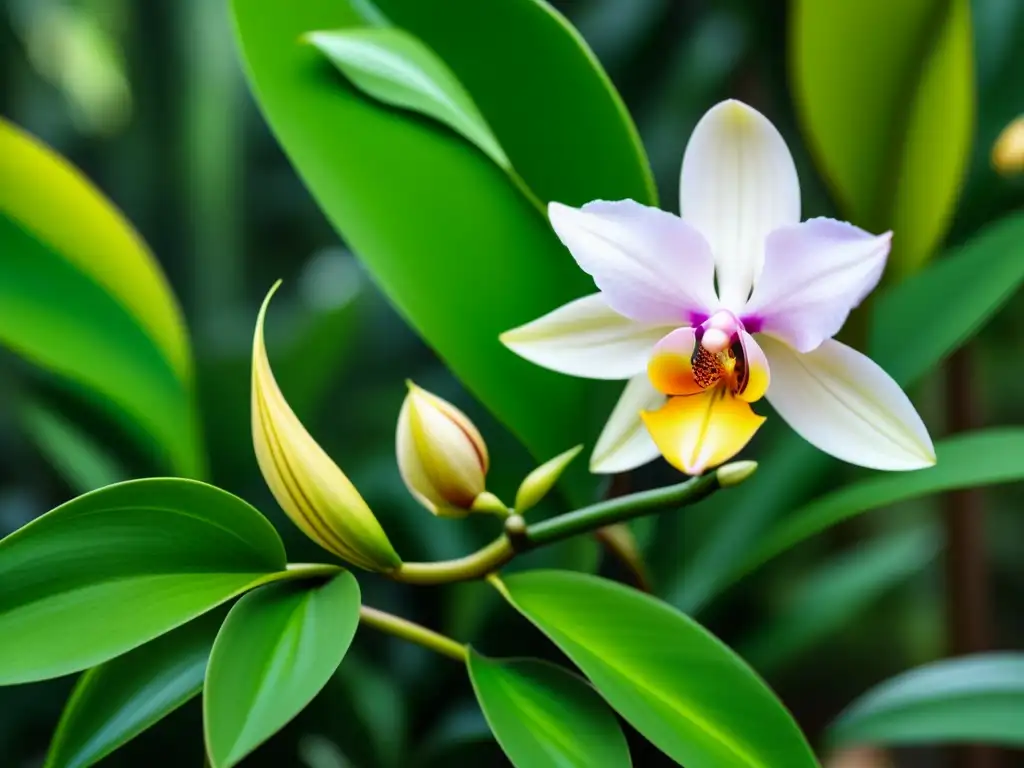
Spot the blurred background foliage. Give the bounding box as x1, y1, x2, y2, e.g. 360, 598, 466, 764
1, 0, 1023, 765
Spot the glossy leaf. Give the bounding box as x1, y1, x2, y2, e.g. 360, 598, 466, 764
46, 610, 225, 768
307, 28, 509, 169
792, 0, 973, 276
0, 478, 286, 684
370, 0, 655, 206
231, 0, 650, 505
204, 573, 361, 768
829, 654, 1024, 747
498, 571, 819, 768
870, 212, 1024, 386
736, 429, 1024, 583
0, 119, 202, 476
467, 651, 631, 768
738, 525, 939, 674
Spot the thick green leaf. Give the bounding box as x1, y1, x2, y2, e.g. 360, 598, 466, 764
466, 651, 630, 768
307, 28, 509, 169
736, 429, 1024, 583
738, 525, 939, 674
231, 0, 650, 504
829, 653, 1024, 747
18, 397, 127, 493
204, 573, 361, 768
792, 0, 973, 276
0, 119, 202, 476
45, 610, 225, 768
0, 478, 286, 684
370, 0, 655, 207
498, 571, 819, 768
871, 212, 1024, 385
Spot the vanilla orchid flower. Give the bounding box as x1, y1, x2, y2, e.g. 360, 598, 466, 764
502, 100, 935, 476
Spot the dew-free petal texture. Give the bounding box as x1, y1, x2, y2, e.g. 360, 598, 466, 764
745, 219, 890, 353
548, 200, 717, 324
759, 337, 935, 470
735, 330, 770, 403
680, 100, 800, 310
647, 327, 706, 396
590, 374, 665, 473
641, 390, 765, 475
501, 293, 669, 380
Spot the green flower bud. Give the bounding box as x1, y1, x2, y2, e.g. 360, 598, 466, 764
514, 445, 583, 514
252, 281, 401, 572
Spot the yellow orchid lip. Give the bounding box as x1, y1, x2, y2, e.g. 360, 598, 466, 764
252, 281, 401, 572
641, 389, 765, 475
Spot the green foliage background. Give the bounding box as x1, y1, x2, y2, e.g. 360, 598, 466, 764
1, 0, 1023, 765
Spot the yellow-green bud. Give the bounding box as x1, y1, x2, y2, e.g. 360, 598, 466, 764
992, 115, 1024, 176
252, 281, 401, 572
396, 382, 490, 517
716, 460, 758, 488
514, 445, 583, 514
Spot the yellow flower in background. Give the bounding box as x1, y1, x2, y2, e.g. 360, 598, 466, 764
992, 114, 1024, 176
252, 281, 401, 572
397, 382, 491, 517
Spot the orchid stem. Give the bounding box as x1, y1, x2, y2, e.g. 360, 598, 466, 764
392, 461, 756, 586
358, 605, 467, 663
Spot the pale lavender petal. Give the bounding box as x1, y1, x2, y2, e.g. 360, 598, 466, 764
680, 100, 800, 310
548, 200, 718, 325
743, 218, 891, 352
760, 336, 935, 470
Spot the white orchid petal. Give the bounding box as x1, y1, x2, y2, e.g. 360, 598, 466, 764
744, 218, 891, 352
680, 100, 800, 310
590, 374, 666, 473
548, 200, 718, 324
760, 337, 935, 470
501, 294, 670, 380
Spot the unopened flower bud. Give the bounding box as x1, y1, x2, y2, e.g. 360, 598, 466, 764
514, 445, 583, 514
992, 115, 1024, 176
252, 282, 401, 572
397, 382, 489, 517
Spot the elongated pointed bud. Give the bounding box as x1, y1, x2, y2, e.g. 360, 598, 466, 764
252, 282, 401, 571
514, 445, 583, 514
397, 382, 489, 517
992, 114, 1024, 176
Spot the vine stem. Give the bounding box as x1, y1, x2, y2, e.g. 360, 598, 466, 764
358, 605, 467, 663
392, 461, 756, 585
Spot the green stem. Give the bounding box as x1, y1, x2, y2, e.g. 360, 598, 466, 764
394, 537, 515, 585
284, 563, 345, 579
526, 472, 721, 549
359, 605, 467, 663
392, 461, 756, 585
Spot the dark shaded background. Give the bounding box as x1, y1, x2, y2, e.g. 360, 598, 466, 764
1, 0, 1023, 765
